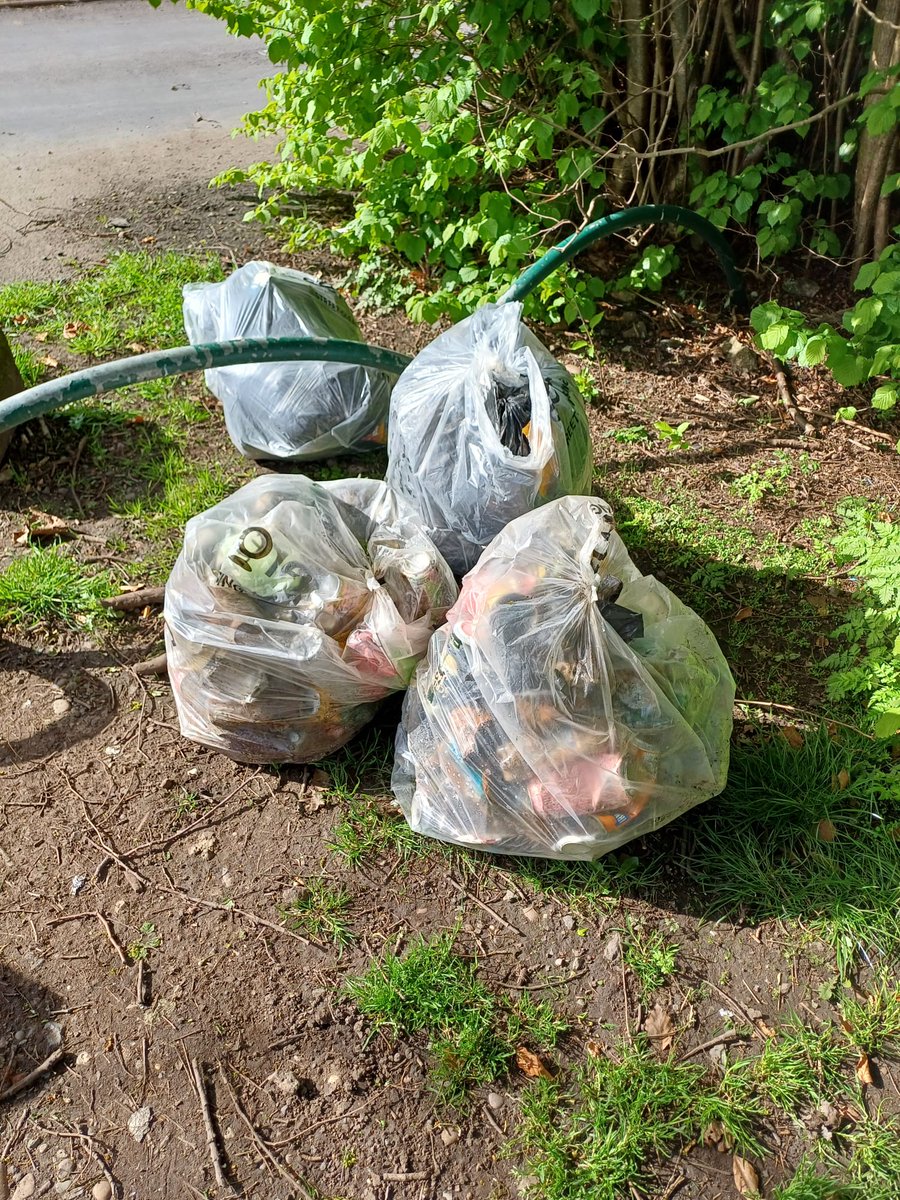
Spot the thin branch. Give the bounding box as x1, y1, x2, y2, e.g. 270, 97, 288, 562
677, 1030, 747, 1062
0, 1047, 65, 1103
855, 0, 900, 30
629, 93, 859, 161
190, 1059, 233, 1194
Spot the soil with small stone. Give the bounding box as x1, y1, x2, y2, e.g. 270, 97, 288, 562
2, 189, 900, 1200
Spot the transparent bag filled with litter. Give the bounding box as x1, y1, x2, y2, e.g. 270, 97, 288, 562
164, 474, 458, 764
386, 301, 593, 575
393, 495, 734, 860
183, 261, 396, 461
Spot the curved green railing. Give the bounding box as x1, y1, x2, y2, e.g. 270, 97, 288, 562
0, 204, 744, 437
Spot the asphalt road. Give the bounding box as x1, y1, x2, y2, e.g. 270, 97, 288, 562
0, 0, 270, 145
0, 0, 274, 280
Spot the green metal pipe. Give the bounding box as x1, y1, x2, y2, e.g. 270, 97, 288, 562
500, 203, 747, 309
0, 337, 412, 435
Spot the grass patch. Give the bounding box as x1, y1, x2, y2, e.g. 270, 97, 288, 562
730, 1018, 849, 1111
623, 921, 679, 998
0, 251, 223, 356
683, 725, 900, 974
0, 547, 111, 628
279, 878, 354, 947
328, 792, 426, 865
511, 852, 664, 909
773, 1160, 862, 1199
10, 343, 42, 389
347, 932, 564, 1106
840, 984, 900, 1057
511, 1039, 763, 1200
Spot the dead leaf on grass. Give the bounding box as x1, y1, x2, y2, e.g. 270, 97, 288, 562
643, 1003, 675, 1051
38, 355, 59, 369
835, 768, 851, 790
62, 321, 89, 340
732, 1154, 760, 1196
13, 510, 72, 544
817, 819, 837, 842
856, 1053, 874, 1086
702, 1120, 724, 1148
733, 606, 753, 621
516, 1046, 553, 1079
782, 725, 804, 749
585, 1039, 603, 1058
11, 313, 27, 325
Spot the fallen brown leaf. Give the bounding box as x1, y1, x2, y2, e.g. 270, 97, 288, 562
836, 768, 850, 790
643, 1003, 675, 1051
13, 510, 72, 544
38, 355, 59, 369
734, 606, 753, 621
702, 1119, 724, 1148
516, 1046, 553, 1080
33, 331, 48, 342
782, 725, 804, 749
585, 1039, 603, 1058
11, 313, 27, 325
856, 1053, 874, 1086
732, 1154, 760, 1196
817, 819, 837, 843
62, 321, 89, 340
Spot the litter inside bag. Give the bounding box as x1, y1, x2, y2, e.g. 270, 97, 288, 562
164, 474, 457, 764
386, 301, 592, 575
183, 261, 396, 461
393, 495, 735, 860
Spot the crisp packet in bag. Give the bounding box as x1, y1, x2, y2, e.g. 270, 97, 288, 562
165, 474, 457, 763
393, 495, 734, 859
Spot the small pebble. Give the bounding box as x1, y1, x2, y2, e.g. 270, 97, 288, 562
124, 871, 144, 894
52, 698, 71, 717
92, 1184, 112, 1200
486, 1092, 503, 1110
11, 1174, 35, 1200
602, 932, 622, 962
71, 876, 86, 897
562, 915, 575, 930
440, 1127, 460, 1147
76, 1051, 91, 1067
127, 1106, 153, 1143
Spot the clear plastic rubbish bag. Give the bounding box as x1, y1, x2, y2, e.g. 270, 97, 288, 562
386, 301, 592, 575
393, 496, 735, 860
183, 261, 395, 461
164, 474, 458, 764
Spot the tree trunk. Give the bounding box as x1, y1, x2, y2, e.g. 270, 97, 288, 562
852, 0, 900, 270
610, 0, 652, 197
0, 330, 24, 464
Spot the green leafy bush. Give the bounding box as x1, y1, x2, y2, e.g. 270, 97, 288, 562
750, 241, 900, 420
161, 0, 895, 324
825, 502, 900, 737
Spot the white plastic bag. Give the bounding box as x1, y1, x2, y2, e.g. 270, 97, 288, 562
386, 301, 592, 575
393, 496, 734, 860
183, 261, 395, 461
164, 474, 457, 764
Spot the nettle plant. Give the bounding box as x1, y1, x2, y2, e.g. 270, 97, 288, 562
824, 503, 900, 738
750, 240, 900, 428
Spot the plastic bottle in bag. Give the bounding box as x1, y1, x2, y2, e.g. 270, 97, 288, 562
165, 474, 457, 764
386, 301, 593, 575
393, 495, 734, 860
183, 261, 396, 461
